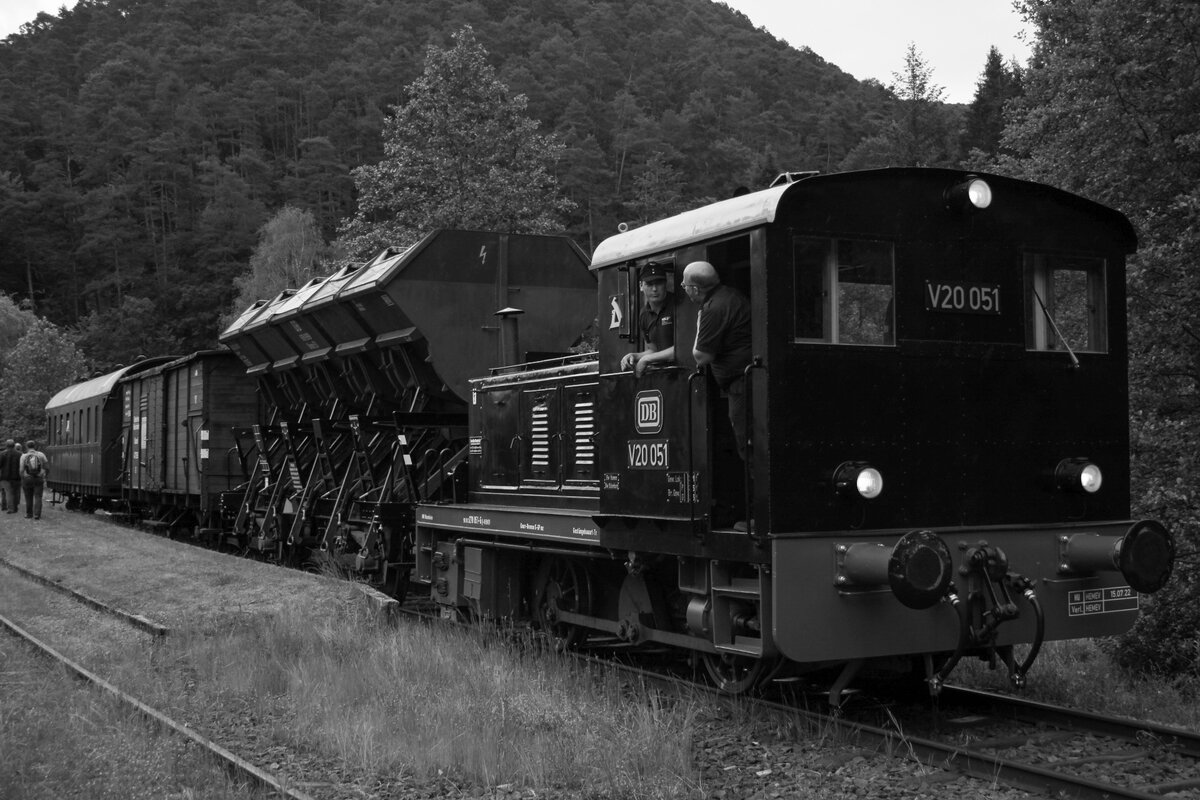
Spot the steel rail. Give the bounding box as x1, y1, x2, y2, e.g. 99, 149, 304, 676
940, 684, 1200, 758
0, 555, 170, 637
752, 694, 1180, 800
0, 611, 317, 800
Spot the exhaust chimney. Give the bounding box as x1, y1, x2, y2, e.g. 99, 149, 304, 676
495, 307, 524, 366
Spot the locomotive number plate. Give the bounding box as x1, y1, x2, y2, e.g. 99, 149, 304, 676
925, 281, 1001, 315
627, 439, 669, 469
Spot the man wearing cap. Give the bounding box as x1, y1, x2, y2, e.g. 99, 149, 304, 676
620, 264, 676, 377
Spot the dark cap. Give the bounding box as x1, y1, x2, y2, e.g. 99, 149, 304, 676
641, 264, 670, 282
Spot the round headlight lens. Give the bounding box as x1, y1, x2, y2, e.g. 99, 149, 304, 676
1079, 463, 1103, 493
967, 178, 993, 209
856, 467, 884, 499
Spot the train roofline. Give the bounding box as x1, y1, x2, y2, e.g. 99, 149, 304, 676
589, 168, 1136, 270
45, 356, 178, 412
590, 182, 792, 270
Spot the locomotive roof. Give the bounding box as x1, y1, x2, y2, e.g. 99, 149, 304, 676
590, 182, 793, 269
589, 168, 1136, 268
45, 356, 177, 411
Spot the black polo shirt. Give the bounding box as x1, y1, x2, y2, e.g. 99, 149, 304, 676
695, 284, 752, 389
640, 302, 674, 352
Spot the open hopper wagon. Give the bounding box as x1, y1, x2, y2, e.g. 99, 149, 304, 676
216, 229, 595, 581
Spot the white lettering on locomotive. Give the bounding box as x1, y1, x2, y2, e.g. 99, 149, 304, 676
635, 390, 663, 434
925, 281, 1001, 315
626, 439, 669, 469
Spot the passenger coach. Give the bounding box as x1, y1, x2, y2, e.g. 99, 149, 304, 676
45, 357, 174, 508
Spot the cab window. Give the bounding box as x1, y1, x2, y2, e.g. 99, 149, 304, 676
1025, 254, 1107, 353
794, 237, 895, 345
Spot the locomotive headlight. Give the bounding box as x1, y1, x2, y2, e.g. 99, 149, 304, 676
966, 178, 993, 209
945, 176, 993, 211
834, 462, 884, 500
1055, 458, 1103, 494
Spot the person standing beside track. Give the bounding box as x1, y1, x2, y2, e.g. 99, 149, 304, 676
0, 439, 19, 514
19, 440, 48, 520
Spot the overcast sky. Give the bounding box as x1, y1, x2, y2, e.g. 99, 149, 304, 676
3, 0, 1033, 104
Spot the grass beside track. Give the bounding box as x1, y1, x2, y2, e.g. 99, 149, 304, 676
0, 505, 704, 798
128, 606, 702, 797
3, 504, 1198, 799
0, 640, 267, 800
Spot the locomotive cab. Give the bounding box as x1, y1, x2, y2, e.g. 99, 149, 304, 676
594, 235, 755, 529
587, 168, 1175, 694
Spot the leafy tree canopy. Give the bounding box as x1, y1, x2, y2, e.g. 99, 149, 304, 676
0, 318, 86, 442
223, 207, 333, 327
999, 0, 1200, 678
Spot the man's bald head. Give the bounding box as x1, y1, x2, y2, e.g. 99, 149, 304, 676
682, 261, 720, 290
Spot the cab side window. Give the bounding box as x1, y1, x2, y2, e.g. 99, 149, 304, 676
794, 237, 895, 345
1025, 254, 1107, 353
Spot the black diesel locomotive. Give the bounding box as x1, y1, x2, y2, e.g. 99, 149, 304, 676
45, 169, 1175, 699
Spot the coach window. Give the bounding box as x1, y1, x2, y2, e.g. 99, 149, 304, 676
1025, 254, 1107, 353
794, 237, 894, 345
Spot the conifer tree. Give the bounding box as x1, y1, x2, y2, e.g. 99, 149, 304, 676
961, 46, 1023, 159
340, 27, 573, 256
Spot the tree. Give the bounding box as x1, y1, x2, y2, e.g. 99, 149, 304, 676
1002, 0, 1200, 678
338, 27, 574, 256
223, 206, 329, 327
888, 43, 958, 166
75, 295, 183, 374
0, 292, 37, 353
0, 318, 86, 442
960, 46, 1023, 161
839, 43, 959, 169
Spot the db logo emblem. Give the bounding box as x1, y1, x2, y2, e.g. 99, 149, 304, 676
635, 390, 663, 435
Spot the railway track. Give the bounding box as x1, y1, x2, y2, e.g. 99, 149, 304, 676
0, 558, 317, 800
533, 631, 1200, 800
793, 682, 1200, 800
931, 685, 1200, 797
13, 511, 1200, 800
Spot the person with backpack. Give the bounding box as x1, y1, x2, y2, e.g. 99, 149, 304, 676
19, 440, 48, 520
0, 439, 19, 514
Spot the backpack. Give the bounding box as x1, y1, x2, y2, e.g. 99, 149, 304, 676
24, 455, 43, 478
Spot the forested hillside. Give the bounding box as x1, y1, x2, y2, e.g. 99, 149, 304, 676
0, 0, 917, 354
1, 0, 1196, 679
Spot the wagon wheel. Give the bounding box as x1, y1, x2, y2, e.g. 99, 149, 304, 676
535, 556, 593, 651
702, 652, 774, 694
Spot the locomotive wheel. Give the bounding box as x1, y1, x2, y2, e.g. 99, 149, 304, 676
535, 556, 592, 651
702, 652, 772, 694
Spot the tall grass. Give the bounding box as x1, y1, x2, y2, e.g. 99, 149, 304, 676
121, 602, 700, 798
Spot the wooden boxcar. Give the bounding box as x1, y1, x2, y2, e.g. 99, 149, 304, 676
119, 350, 259, 528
